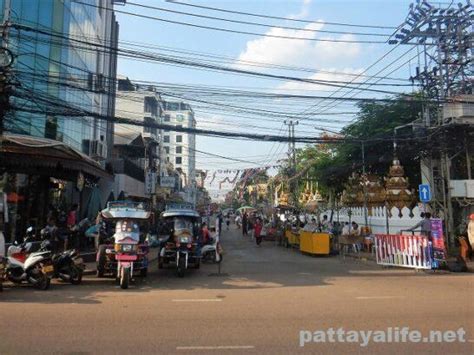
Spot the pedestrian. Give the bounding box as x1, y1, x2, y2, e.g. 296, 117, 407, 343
303, 218, 318, 232
409, 212, 432, 240
225, 214, 230, 230
321, 214, 329, 232
467, 214, 474, 256
66, 203, 79, 250
254, 218, 263, 246
242, 212, 248, 236
201, 222, 211, 245
235, 214, 242, 229
217, 213, 223, 235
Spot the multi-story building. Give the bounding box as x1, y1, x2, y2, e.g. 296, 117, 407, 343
163, 101, 196, 189
0, 0, 120, 241
113, 76, 165, 200
2, 0, 119, 160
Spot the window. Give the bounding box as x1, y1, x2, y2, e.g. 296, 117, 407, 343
164, 146, 170, 154
176, 135, 182, 143
176, 146, 182, 154
144, 97, 158, 116
163, 136, 170, 143
175, 157, 182, 165
166, 157, 170, 163
164, 114, 171, 122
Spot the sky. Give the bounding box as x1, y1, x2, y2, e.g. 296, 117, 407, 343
114, 0, 428, 200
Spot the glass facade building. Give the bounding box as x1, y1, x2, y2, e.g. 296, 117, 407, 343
1, 0, 119, 157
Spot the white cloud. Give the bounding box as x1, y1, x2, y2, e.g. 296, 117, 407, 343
289, 0, 313, 20
234, 0, 361, 71
236, 28, 361, 70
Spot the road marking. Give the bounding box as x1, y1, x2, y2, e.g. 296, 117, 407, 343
172, 298, 223, 302
177, 345, 254, 350
356, 296, 405, 300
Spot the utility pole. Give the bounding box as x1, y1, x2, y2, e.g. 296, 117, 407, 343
284, 120, 299, 206
361, 141, 369, 229
0, 0, 13, 136
389, 0, 473, 246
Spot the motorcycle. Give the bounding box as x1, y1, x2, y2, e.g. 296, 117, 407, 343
158, 204, 201, 277
6, 240, 54, 290
40, 230, 84, 284
0, 257, 5, 292
0, 230, 5, 291
97, 201, 150, 289
201, 235, 223, 264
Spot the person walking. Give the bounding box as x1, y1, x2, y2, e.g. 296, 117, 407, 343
254, 218, 263, 246
225, 214, 230, 230
242, 212, 248, 236
409, 212, 432, 240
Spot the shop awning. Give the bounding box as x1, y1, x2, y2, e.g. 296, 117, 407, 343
0, 134, 112, 180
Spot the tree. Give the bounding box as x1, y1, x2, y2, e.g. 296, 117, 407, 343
295, 94, 424, 194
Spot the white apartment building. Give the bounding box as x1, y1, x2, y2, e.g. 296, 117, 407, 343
113, 76, 166, 198
163, 101, 196, 189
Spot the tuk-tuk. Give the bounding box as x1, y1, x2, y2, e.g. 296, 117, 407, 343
97, 201, 151, 289
158, 203, 201, 277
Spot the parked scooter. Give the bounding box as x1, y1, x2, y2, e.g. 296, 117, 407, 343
201, 235, 223, 264
40, 230, 84, 284
6, 239, 54, 290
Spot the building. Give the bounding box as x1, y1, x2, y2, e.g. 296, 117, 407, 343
162, 101, 196, 189
0, 0, 120, 242
113, 76, 165, 200
2, 0, 119, 159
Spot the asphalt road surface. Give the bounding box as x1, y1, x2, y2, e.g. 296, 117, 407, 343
1, 226, 473, 354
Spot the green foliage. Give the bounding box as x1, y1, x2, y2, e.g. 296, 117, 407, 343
295, 94, 424, 194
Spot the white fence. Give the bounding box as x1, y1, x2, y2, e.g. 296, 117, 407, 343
322, 205, 424, 234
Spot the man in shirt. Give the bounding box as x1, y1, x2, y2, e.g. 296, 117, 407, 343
410, 212, 432, 239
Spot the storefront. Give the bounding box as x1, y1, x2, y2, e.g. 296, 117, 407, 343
0, 134, 112, 242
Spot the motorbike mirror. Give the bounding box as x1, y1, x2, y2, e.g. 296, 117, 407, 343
26, 226, 34, 233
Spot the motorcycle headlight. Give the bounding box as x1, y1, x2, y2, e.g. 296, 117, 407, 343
115, 244, 136, 252
179, 236, 191, 244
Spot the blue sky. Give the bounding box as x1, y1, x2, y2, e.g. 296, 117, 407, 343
115, 0, 421, 199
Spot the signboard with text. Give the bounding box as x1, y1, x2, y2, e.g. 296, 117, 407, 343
160, 176, 176, 188
430, 218, 447, 266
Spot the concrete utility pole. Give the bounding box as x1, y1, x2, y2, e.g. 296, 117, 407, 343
389, 0, 473, 245
361, 141, 369, 229
284, 120, 299, 206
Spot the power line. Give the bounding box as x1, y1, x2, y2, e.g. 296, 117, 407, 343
164, 0, 399, 30
127, 1, 392, 37
70, 0, 389, 44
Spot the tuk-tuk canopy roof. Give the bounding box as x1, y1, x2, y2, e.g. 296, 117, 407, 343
101, 201, 151, 220
161, 209, 200, 218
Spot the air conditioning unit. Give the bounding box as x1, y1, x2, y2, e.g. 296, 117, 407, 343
82, 140, 107, 159
449, 180, 474, 198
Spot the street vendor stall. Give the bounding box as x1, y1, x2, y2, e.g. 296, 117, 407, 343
299, 231, 330, 255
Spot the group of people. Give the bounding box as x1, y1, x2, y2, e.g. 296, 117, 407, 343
36, 204, 85, 252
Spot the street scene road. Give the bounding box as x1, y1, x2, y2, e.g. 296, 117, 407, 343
1, 226, 473, 354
